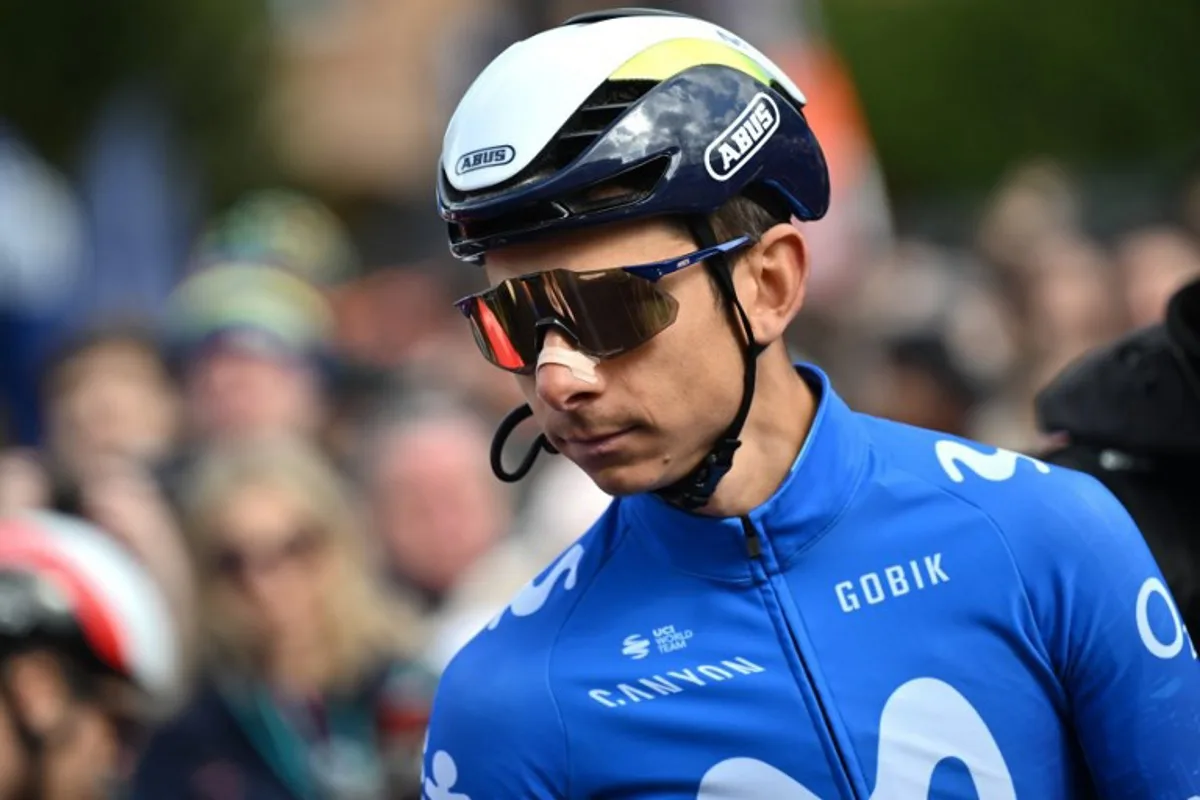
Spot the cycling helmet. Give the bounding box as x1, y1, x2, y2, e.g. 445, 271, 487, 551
438, 8, 829, 259
0, 511, 180, 707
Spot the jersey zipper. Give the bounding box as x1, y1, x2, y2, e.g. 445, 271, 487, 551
740, 515, 858, 797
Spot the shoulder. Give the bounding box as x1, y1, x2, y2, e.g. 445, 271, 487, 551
857, 415, 1146, 608
858, 413, 1118, 533
421, 511, 630, 797
143, 683, 237, 748
133, 684, 249, 794
434, 504, 624, 706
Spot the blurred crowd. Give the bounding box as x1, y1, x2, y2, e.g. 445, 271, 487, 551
1, 0, 1198, 798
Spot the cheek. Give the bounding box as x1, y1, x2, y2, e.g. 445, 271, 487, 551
629, 288, 744, 425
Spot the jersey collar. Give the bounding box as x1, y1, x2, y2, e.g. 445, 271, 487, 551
623, 364, 872, 583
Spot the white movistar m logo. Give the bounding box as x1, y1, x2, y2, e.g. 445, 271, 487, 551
704, 93, 779, 182
697, 678, 1015, 799
935, 440, 1049, 483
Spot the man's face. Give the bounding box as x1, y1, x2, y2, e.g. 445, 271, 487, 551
48, 341, 179, 476
484, 219, 745, 497
185, 345, 322, 443
372, 420, 509, 593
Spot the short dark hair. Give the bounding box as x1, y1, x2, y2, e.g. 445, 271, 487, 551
708, 191, 791, 243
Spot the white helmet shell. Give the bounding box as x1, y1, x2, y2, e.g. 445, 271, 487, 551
442, 14, 806, 193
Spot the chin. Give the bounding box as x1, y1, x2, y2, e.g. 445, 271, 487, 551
578, 461, 664, 497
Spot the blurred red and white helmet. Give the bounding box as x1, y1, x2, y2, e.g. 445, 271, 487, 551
0, 511, 180, 706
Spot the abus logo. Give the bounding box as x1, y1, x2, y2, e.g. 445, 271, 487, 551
455, 145, 515, 176
622, 634, 651, 660
704, 93, 779, 182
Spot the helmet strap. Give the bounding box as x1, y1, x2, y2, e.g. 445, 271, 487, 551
654, 216, 764, 510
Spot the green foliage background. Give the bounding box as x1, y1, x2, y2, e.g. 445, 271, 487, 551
0, 0, 273, 208
2, 0, 1196, 211
821, 0, 1200, 200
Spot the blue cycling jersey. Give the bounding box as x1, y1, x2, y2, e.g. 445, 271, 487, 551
421, 365, 1200, 799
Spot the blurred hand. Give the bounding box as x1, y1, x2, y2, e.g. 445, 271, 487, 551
0, 450, 50, 514
79, 459, 198, 689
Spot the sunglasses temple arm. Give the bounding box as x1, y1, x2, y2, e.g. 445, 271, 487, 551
490, 404, 560, 483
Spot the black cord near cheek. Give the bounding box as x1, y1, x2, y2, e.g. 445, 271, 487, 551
490, 404, 559, 483
653, 216, 764, 511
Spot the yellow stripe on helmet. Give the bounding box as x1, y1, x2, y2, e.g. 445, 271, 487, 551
609, 38, 773, 84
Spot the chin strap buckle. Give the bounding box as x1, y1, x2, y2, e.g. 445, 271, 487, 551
658, 437, 742, 510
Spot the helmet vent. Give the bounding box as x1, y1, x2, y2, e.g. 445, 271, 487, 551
550, 80, 658, 168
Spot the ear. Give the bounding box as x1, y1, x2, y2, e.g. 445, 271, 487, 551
735, 223, 809, 344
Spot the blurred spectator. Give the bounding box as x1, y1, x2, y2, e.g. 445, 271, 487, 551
975, 159, 1083, 283
0, 511, 183, 800
38, 326, 181, 494
134, 437, 430, 800
857, 331, 981, 438
363, 395, 516, 608
1116, 225, 1200, 329
1037, 275, 1200, 637
167, 264, 333, 447
1023, 231, 1126, 380
0, 325, 197, 671
193, 189, 359, 288
355, 380, 614, 672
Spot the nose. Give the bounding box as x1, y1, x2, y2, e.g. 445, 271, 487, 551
534, 329, 601, 412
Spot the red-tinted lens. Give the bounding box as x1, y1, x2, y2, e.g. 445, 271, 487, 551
469, 296, 531, 372
458, 268, 679, 373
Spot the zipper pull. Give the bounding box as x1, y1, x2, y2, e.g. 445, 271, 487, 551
740, 516, 763, 558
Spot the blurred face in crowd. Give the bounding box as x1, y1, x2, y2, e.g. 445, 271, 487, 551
0, 652, 133, 800
1026, 233, 1122, 359
861, 360, 972, 438
482, 218, 758, 497
185, 343, 323, 443
46, 338, 179, 477
209, 480, 333, 658
1118, 227, 1200, 328
372, 417, 508, 594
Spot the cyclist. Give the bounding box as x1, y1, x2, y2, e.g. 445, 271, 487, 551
422, 9, 1200, 798
0, 511, 180, 800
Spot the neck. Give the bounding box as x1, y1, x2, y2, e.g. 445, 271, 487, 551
263, 634, 328, 696
697, 350, 816, 517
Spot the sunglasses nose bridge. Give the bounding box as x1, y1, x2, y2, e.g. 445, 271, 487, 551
534, 318, 580, 352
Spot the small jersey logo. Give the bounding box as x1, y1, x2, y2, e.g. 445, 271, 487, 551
935, 440, 1050, 483
454, 145, 515, 176
653, 624, 694, 654
704, 93, 779, 182
622, 626, 695, 659
622, 634, 651, 660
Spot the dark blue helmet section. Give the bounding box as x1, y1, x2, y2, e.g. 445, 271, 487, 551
439, 64, 830, 260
